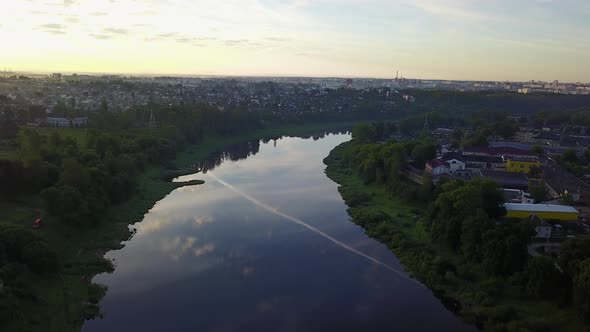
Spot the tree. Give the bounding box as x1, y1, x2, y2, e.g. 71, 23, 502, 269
524, 256, 563, 299
41, 185, 89, 225
59, 158, 90, 191
529, 180, 548, 203
562, 149, 579, 163
574, 258, 590, 321
461, 209, 490, 262
559, 239, 590, 278
452, 129, 464, 142
53, 99, 68, 116
411, 142, 436, 168
0, 110, 18, 139
531, 145, 544, 156
561, 193, 575, 206
352, 124, 377, 144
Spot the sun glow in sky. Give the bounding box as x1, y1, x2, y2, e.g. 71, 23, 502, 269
1, 0, 590, 81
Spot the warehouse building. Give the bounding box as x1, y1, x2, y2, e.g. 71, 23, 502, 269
504, 203, 579, 221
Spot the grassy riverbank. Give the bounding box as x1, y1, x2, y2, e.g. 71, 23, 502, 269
0, 120, 356, 332
324, 141, 584, 331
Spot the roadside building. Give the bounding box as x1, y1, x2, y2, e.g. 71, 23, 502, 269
506, 158, 541, 173
463, 154, 504, 171
71, 117, 88, 127
463, 146, 536, 159
44, 116, 88, 127
503, 189, 534, 204
504, 203, 579, 221
479, 170, 529, 190
445, 158, 466, 174
426, 159, 449, 176
45, 117, 70, 127
544, 158, 590, 202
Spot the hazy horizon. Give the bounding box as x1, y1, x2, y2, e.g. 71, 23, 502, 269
1, 0, 590, 82
6, 69, 590, 84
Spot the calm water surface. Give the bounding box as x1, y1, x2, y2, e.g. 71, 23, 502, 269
84, 133, 474, 332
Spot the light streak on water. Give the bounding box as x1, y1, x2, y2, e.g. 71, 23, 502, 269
207, 172, 425, 288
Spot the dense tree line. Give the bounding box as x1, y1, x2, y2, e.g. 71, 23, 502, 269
0, 104, 269, 225
345, 123, 436, 200
0, 225, 58, 324
429, 178, 531, 277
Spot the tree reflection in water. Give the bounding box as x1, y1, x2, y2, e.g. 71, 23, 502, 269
196, 130, 350, 173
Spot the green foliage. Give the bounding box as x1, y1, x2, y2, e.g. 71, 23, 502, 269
461, 209, 491, 262
524, 256, 563, 299
410, 141, 436, 168
531, 145, 544, 155
559, 239, 590, 278
561, 193, 575, 206
0, 225, 58, 275
562, 149, 579, 163
573, 258, 590, 321
351, 123, 377, 143
431, 179, 505, 252
529, 180, 548, 203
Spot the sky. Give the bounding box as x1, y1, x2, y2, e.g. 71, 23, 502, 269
1, 0, 589, 81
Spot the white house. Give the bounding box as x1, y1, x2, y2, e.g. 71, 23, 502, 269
446, 158, 466, 174
426, 159, 449, 176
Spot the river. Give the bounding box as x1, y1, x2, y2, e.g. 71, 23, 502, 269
84, 132, 474, 332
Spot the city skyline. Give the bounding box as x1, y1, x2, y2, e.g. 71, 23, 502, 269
1, 0, 590, 82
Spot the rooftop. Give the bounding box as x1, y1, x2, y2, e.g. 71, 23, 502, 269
427, 159, 448, 168
504, 203, 579, 214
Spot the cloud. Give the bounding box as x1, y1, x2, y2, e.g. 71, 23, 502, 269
64, 16, 79, 23
265, 37, 291, 42
38, 23, 66, 34
158, 32, 177, 38
39, 23, 64, 29
90, 33, 111, 40
401, 0, 499, 21
176, 37, 197, 43
90, 11, 108, 16
160, 236, 199, 260
224, 39, 250, 47
194, 243, 215, 256
43, 0, 77, 7
145, 33, 213, 46
193, 216, 213, 226
103, 27, 128, 35
89, 27, 129, 39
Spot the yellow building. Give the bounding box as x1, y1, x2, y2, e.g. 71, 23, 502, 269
506, 158, 540, 173
504, 203, 579, 221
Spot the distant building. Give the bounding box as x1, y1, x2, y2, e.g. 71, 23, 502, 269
426, 159, 449, 176
463, 155, 504, 170
479, 170, 529, 190
503, 189, 534, 204
504, 203, 579, 221
402, 94, 415, 102
506, 158, 541, 174
344, 79, 353, 89
45, 116, 88, 128
446, 158, 466, 174
515, 130, 535, 143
